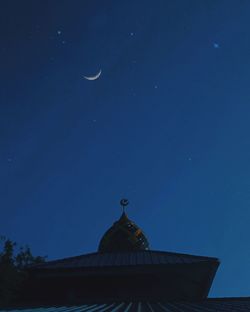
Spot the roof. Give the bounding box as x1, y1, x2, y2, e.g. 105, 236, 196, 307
1, 298, 250, 312
29, 250, 219, 270
26, 250, 219, 301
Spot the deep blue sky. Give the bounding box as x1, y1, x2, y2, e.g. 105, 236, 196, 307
1, 0, 250, 298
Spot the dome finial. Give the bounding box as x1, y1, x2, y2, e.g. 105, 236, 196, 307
120, 198, 129, 213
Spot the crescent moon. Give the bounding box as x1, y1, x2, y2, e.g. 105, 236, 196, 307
84, 69, 102, 81
120, 199, 129, 207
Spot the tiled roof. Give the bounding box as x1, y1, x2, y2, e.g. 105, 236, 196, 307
30, 250, 219, 270
1, 299, 250, 312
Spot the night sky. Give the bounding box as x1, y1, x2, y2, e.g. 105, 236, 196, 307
1, 0, 250, 298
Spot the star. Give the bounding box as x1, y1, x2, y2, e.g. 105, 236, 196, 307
154, 85, 158, 89
130, 32, 134, 36
213, 42, 219, 49
57, 30, 62, 35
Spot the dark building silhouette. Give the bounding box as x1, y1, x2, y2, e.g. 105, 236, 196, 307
2, 201, 250, 311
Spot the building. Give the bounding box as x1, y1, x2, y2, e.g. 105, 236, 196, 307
1, 200, 250, 311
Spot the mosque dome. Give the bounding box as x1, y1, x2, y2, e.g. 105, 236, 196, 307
98, 201, 150, 252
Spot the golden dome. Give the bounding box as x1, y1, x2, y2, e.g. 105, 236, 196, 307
98, 211, 150, 252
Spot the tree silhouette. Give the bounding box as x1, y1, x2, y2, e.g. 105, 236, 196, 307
0, 236, 46, 305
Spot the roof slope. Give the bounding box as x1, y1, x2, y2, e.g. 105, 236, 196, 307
30, 250, 219, 270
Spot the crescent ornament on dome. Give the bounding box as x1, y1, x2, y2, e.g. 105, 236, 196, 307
120, 199, 129, 208
83, 69, 102, 81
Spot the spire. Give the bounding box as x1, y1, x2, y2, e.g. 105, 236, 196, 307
120, 198, 129, 214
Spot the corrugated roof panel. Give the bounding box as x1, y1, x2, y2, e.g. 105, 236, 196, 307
97, 303, 116, 312
129, 252, 137, 266
2, 300, 250, 312
109, 303, 125, 312
172, 255, 183, 264
161, 252, 170, 264
156, 303, 173, 312
117, 253, 127, 267
76, 304, 100, 312
90, 255, 102, 267
122, 303, 132, 312
135, 252, 142, 266
145, 303, 155, 312
119, 253, 129, 266
174, 302, 210, 311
